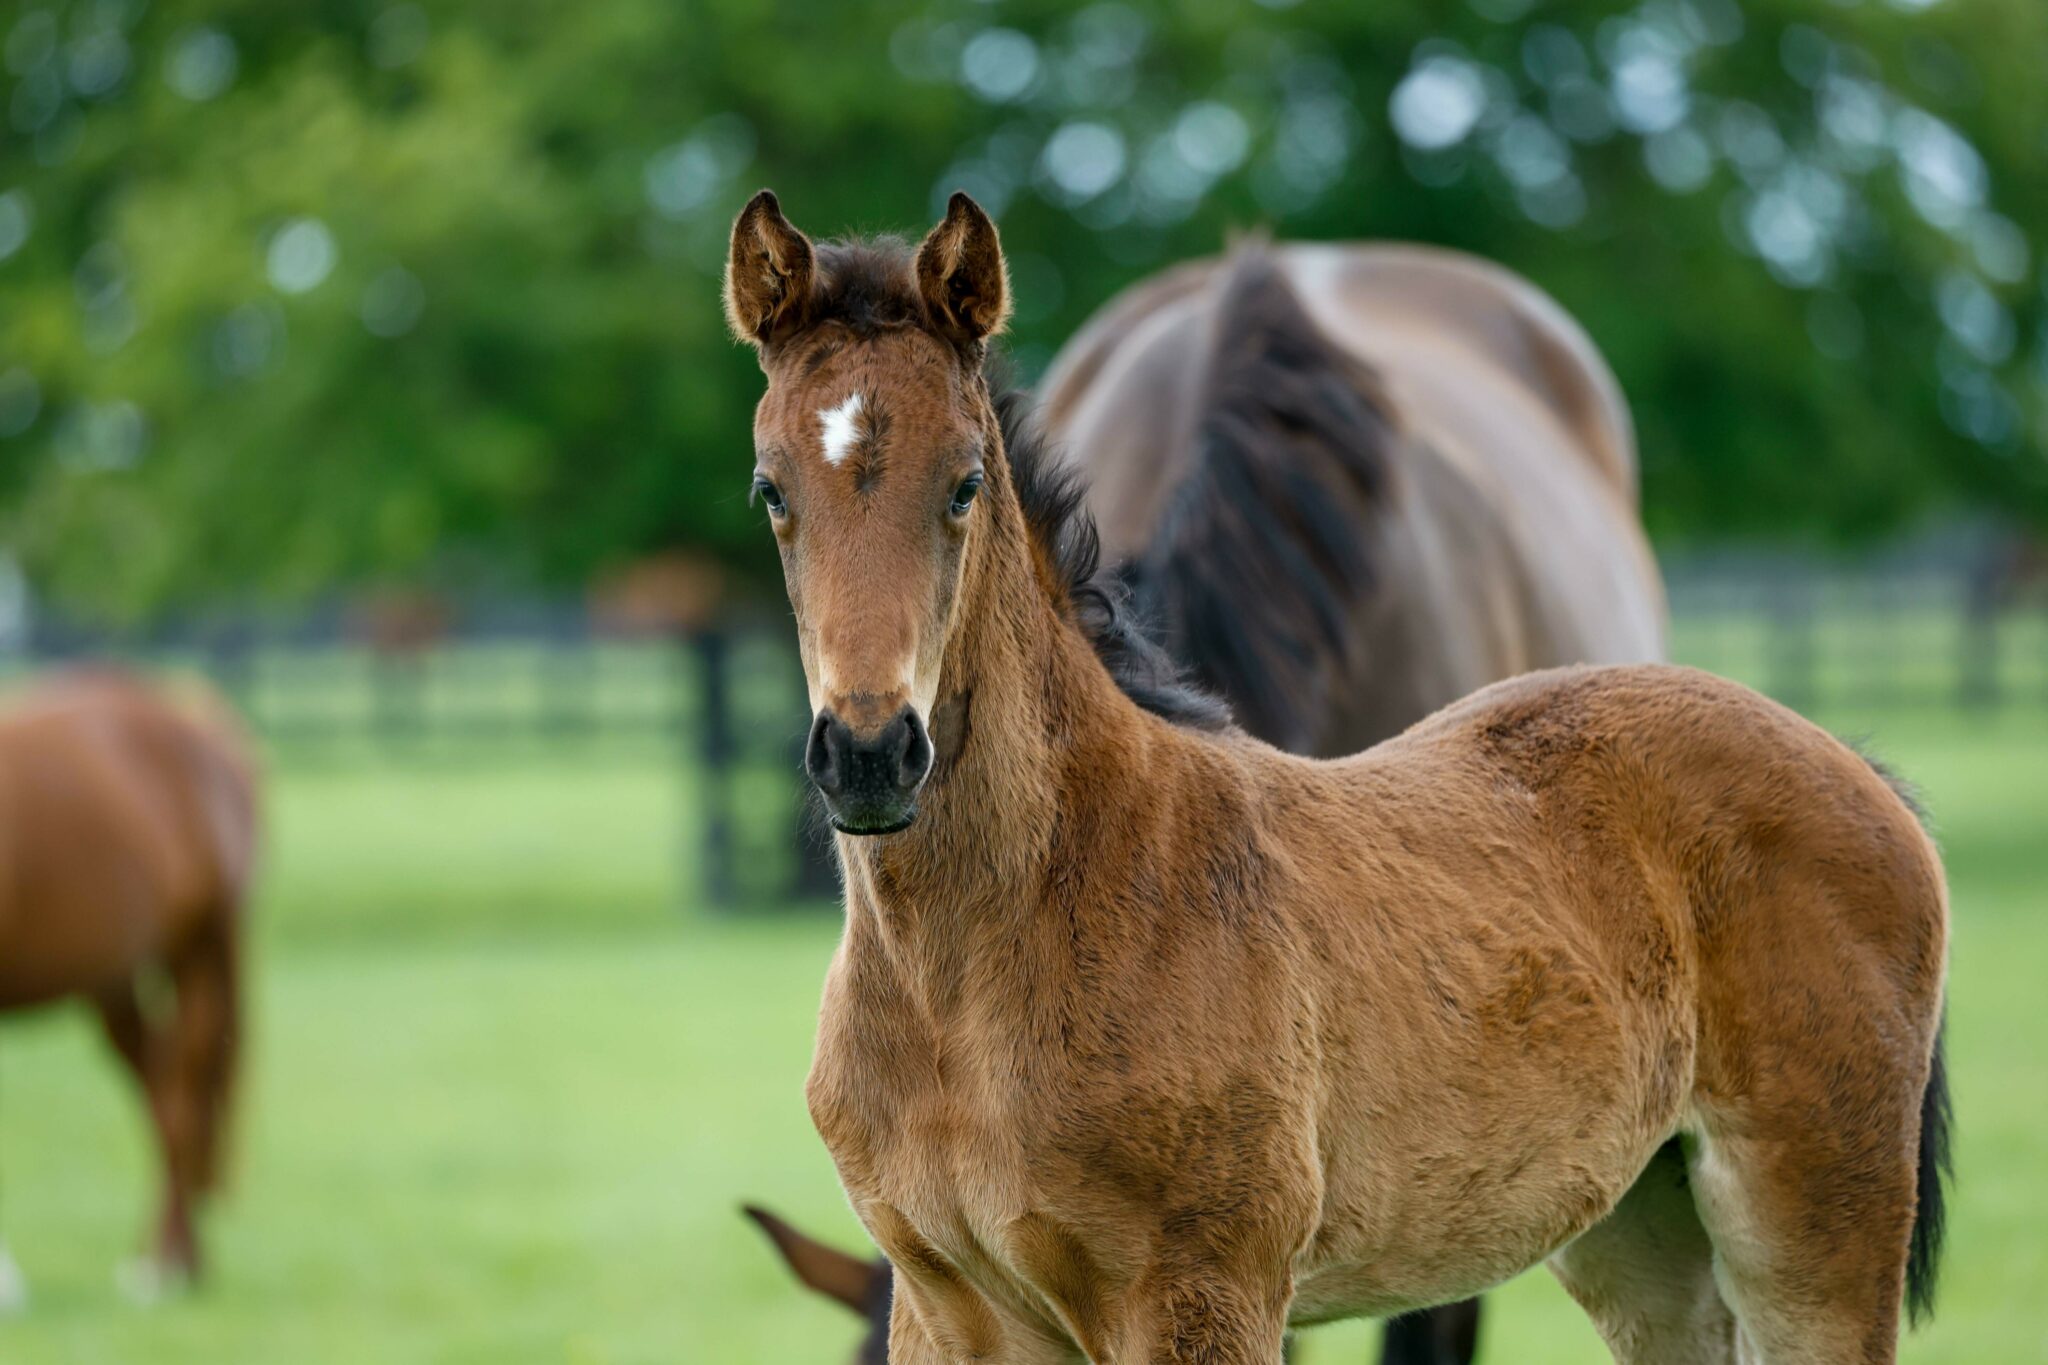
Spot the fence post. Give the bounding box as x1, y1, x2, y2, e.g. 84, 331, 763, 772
1959, 562, 2002, 710
207, 628, 256, 729
695, 628, 736, 910
372, 652, 424, 748
542, 631, 595, 739
1766, 581, 1818, 714
789, 653, 840, 904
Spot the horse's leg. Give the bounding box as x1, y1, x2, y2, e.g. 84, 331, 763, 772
1547, 1142, 1735, 1365
881, 1268, 1088, 1364
90, 976, 192, 1299
1687, 1094, 1921, 1365
1128, 1277, 1289, 1364
154, 920, 240, 1285
884, 1289, 949, 1365
184, 918, 242, 1196
0, 1027, 26, 1312
105, 921, 237, 1295
1378, 1299, 1481, 1365
93, 977, 153, 1078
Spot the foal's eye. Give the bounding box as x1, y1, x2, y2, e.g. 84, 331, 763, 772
949, 473, 984, 518
751, 477, 787, 518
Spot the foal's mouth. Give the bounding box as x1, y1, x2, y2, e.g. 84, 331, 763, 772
830, 808, 918, 837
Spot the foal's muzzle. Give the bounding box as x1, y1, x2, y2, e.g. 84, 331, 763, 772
805, 705, 932, 835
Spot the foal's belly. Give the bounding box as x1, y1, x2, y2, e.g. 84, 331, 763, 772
1290, 985, 1691, 1322
1289, 1126, 1666, 1325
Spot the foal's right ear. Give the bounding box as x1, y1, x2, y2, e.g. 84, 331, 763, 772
725, 190, 816, 346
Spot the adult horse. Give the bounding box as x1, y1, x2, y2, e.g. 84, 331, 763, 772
754, 235, 1663, 1363
727, 190, 1950, 1364
0, 671, 260, 1304
1044, 238, 1662, 755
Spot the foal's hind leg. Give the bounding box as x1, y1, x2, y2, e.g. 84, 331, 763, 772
1687, 1104, 1919, 1364
1548, 1143, 1735, 1365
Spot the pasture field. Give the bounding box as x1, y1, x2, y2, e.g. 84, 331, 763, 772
0, 707, 2043, 1363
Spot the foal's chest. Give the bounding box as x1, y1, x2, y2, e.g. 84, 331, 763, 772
809, 1011, 1082, 1338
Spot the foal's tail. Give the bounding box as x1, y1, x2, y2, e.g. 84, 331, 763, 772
1907, 1017, 1953, 1327
1855, 747, 1953, 1328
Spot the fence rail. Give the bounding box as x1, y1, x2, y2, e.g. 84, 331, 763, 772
7, 551, 2045, 907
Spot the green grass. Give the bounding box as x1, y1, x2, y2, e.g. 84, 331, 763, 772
2, 709, 2045, 1363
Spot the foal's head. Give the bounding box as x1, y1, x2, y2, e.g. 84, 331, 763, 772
726, 190, 1013, 835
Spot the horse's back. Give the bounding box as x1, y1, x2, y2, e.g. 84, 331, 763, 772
1040, 240, 1638, 510
1277, 243, 1636, 499
0, 672, 259, 1007
1040, 240, 1665, 746
1267, 247, 1663, 677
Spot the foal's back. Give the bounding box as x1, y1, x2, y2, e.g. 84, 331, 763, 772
0, 674, 258, 1007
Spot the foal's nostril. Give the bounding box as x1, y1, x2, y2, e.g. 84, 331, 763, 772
897, 708, 932, 791
805, 711, 844, 797
804, 705, 931, 831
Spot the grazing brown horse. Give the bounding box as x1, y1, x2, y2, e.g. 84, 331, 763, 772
0, 672, 260, 1303
728, 190, 1950, 1364
753, 234, 1663, 1362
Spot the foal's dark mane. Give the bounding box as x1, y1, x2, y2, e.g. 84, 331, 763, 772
806, 237, 1230, 732
995, 389, 1232, 732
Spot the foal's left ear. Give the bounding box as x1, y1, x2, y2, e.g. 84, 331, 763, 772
915, 191, 1011, 348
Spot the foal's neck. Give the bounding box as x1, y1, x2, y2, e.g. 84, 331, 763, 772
835, 511, 1151, 997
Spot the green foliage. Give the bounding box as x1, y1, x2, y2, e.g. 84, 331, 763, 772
1, 0, 2044, 619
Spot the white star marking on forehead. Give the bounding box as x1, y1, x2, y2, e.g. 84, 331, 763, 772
819, 392, 864, 466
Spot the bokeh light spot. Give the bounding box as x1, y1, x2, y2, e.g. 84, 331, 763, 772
267, 218, 338, 295
1390, 56, 1487, 151
1040, 121, 1127, 203
0, 367, 40, 437
959, 28, 1039, 104
0, 189, 30, 260
166, 27, 237, 101
361, 266, 427, 339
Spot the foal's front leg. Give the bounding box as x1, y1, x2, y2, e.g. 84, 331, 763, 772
1129, 1275, 1291, 1364
886, 1290, 954, 1365
888, 1285, 1085, 1364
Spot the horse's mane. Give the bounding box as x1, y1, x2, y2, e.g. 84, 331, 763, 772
995, 389, 1231, 732
803, 235, 1230, 732
1122, 243, 1398, 752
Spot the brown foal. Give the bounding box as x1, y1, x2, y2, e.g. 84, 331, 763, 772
727, 190, 1950, 1364
0, 672, 259, 1299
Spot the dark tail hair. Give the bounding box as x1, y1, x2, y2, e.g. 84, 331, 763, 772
1852, 743, 1951, 1328
1907, 1016, 1952, 1327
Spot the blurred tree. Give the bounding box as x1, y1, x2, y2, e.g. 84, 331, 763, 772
0, 0, 2043, 621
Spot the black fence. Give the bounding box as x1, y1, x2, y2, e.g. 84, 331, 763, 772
6, 546, 2045, 909
1663, 546, 2048, 713
4, 602, 840, 909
